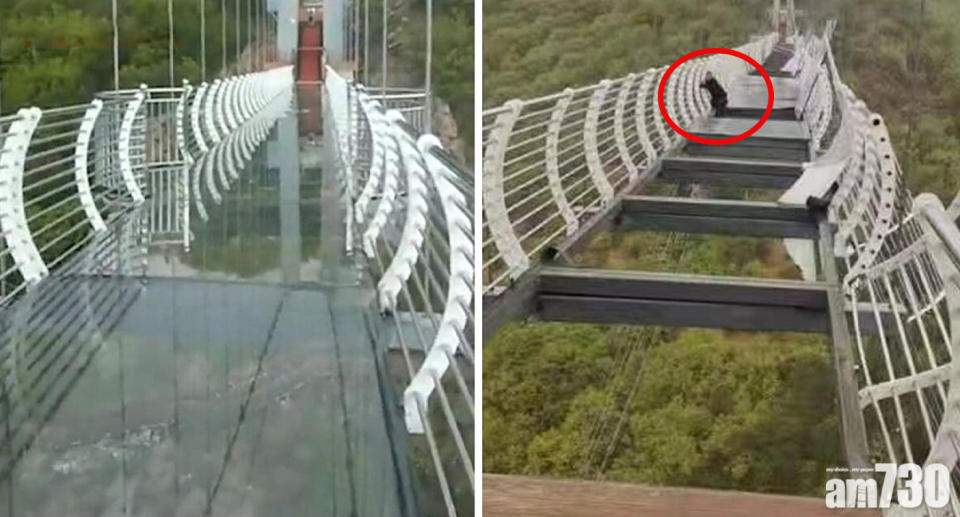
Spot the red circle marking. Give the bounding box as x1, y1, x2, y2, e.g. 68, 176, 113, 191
657, 47, 773, 146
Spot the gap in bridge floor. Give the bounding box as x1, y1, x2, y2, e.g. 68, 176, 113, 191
482, 322, 841, 499
644, 181, 789, 203
574, 229, 812, 281
642, 160, 799, 202
579, 149, 819, 281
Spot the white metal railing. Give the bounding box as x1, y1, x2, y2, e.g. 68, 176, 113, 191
326, 67, 475, 516
480, 34, 778, 295
479, 17, 960, 513
363, 86, 429, 133
0, 67, 293, 302
790, 22, 960, 515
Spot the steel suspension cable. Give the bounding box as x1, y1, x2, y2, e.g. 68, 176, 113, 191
222, 0, 228, 75
112, 0, 120, 90
364, 0, 370, 83
169, 0, 176, 86
381, 0, 387, 100
425, 0, 432, 133
235, 0, 241, 73
247, 0, 252, 72
201, 0, 207, 81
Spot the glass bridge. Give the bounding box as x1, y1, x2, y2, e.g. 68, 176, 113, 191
0, 84, 467, 517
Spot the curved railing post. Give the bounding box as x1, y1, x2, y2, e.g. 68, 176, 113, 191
118, 91, 146, 204
674, 65, 693, 128
614, 74, 640, 184
0, 108, 48, 285
842, 113, 897, 285
223, 77, 240, 131
376, 110, 430, 313
546, 89, 580, 236
651, 67, 672, 152
405, 135, 475, 437
482, 100, 529, 279
634, 69, 658, 167
176, 81, 193, 250
663, 67, 681, 144
584, 80, 615, 206
363, 120, 401, 258
75, 100, 107, 233
207, 80, 226, 142
191, 83, 211, 153
355, 100, 387, 226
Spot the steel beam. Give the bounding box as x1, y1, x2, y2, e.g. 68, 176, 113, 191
618, 195, 818, 238
537, 267, 831, 333
482, 269, 539, 342
817, 220, 871, 471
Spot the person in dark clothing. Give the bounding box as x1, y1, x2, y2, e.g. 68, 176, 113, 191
700, 72, 728, 116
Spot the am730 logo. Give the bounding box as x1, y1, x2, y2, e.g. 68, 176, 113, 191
826, 463, 950, 509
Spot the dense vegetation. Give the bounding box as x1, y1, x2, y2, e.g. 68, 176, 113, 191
484, 325, 839, 495
397, 0, 474, 145
0, 0, 253, 112
482, 0, 960, 497
483, 0, 960, 201
483, 0, 771, 106
369, 0, 474, 159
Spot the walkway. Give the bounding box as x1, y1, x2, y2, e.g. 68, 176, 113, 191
484, 38, 822, 336
0, 88, 412, 517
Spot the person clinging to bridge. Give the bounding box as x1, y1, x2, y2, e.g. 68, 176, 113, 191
699, 72, 728, 116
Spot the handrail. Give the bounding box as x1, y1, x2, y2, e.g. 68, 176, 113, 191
325, 66, 475, 516
793, 22, 960, 514
479, 34, 778, 295
0, 66, 293, 305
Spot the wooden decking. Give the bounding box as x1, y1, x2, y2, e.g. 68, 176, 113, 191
483, 474, 879, 517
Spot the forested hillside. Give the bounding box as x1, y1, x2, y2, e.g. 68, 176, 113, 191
806, 0, 960, 201
0, 0, 250, 112
484, 0, 960, 200
483, 0, 770, 106
482, 0, 960, 497
394, 0, 475, 148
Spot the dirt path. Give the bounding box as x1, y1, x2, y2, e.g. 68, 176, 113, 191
483, 474, 879, 517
